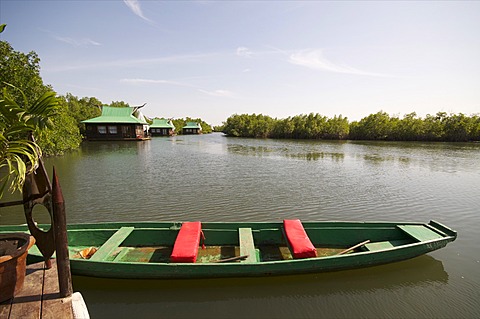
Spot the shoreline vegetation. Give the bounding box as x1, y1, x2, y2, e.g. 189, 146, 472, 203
1, 29, 212, 158
219, 112, 480, 142
2, 22, 479, 163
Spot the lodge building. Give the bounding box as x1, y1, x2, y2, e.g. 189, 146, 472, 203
182, 122, 202, 135
149, 118, 176, 136
82, 106, 150, 141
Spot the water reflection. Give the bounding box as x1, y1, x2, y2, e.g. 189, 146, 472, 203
74, 255, 448, 319
2, 134, 479, 318
286, 152, 344, 161
349, 140, 480, 173
224, 138, 480, 173
81, 140, 149, 155
361, 153, 395, 163
227, 143, 345, 162
227, 144, 275, 157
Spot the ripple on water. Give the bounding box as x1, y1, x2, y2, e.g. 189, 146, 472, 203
27, 135, 480, 319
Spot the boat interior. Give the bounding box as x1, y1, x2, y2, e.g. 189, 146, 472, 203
63, 220, 450, 264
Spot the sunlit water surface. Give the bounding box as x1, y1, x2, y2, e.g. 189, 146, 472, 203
1, 134, 479, 318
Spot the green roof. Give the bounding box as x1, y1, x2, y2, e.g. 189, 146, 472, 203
182, 122, 202, 129
150, 119, 175, 129
82, 106, 148, 124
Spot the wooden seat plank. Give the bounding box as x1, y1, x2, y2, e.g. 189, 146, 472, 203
364, 241, 395, 251
90, 227, 134, 261
239, 228, 258, 263
398, 225, 443, 242
112, 247, 131, 262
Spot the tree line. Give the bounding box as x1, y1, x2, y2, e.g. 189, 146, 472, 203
1, 31, 212, 157
221, 112, 480, 142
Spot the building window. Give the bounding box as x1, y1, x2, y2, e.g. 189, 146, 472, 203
108, 126, 118, 134
98, 126, 106, 134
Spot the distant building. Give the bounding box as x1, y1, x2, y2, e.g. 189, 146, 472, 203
182, 122, 202, 135
149, 118, 176, 136
82, 106, 150, 141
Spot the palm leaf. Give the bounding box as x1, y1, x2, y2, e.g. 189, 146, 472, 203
0, 83, 51, 198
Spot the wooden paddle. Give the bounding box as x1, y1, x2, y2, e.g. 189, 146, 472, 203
213, 255, 249, 263
336, 240, 370, 255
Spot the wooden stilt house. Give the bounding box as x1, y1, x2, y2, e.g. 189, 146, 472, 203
149, 119, 176, 136
182, 122, 202, 135
82, 106, 150, 141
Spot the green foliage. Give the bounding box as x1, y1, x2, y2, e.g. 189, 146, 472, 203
110, 101, 130, 108
223, 111, 480, 142
224, 113, 349, 140
213, 124, 224, 132
0, 86, 57, 198
349, 111, 391, 140
390, 112, 424, 141
350, 111, 480, 142
188, 117, 212, 134
1, 31, 98, 156
171, 117, 213, 134
223, 113, 274, 138
34, 98, 82, 156
61, 93, 102, 135
0, 40, 51, 105
470, 115, 480, 141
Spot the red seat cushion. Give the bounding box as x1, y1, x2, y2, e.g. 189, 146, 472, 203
283, 219, 317, 259
170, 222, 202, 263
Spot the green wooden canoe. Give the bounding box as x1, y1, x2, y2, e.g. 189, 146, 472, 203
0, 220, 456, 279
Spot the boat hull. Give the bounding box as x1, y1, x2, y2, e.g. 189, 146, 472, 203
0, 221, 457, 279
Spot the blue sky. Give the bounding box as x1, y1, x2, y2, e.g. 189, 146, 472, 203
1, 1, 479, 125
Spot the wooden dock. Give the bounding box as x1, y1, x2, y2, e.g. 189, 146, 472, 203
0, 260, 75, 319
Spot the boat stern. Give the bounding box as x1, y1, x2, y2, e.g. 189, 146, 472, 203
429, 220, 457, 241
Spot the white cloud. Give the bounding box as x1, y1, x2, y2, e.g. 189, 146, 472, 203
289, 49, 386, 77
123, 0, 153, 23
121, 78, 195, 89
236, 47, 253, 58
197, 89, 234, 97
48, 53, 218, 72
54, 36, 101, 47
121, 78, 234, 98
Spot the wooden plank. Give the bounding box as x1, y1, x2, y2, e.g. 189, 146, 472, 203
398, 225, 443, 242
6, 261, 45, 319
364, 241, 395, 251
41, 260, 73, 319
0, 302, 10, 319
112, 247, 131, 262
90, 227, 134, 261
239, 228, 257, 263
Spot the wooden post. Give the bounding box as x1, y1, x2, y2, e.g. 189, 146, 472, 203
52, 167, 73, 298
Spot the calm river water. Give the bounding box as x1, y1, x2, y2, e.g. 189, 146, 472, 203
1, 133, 479, 318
